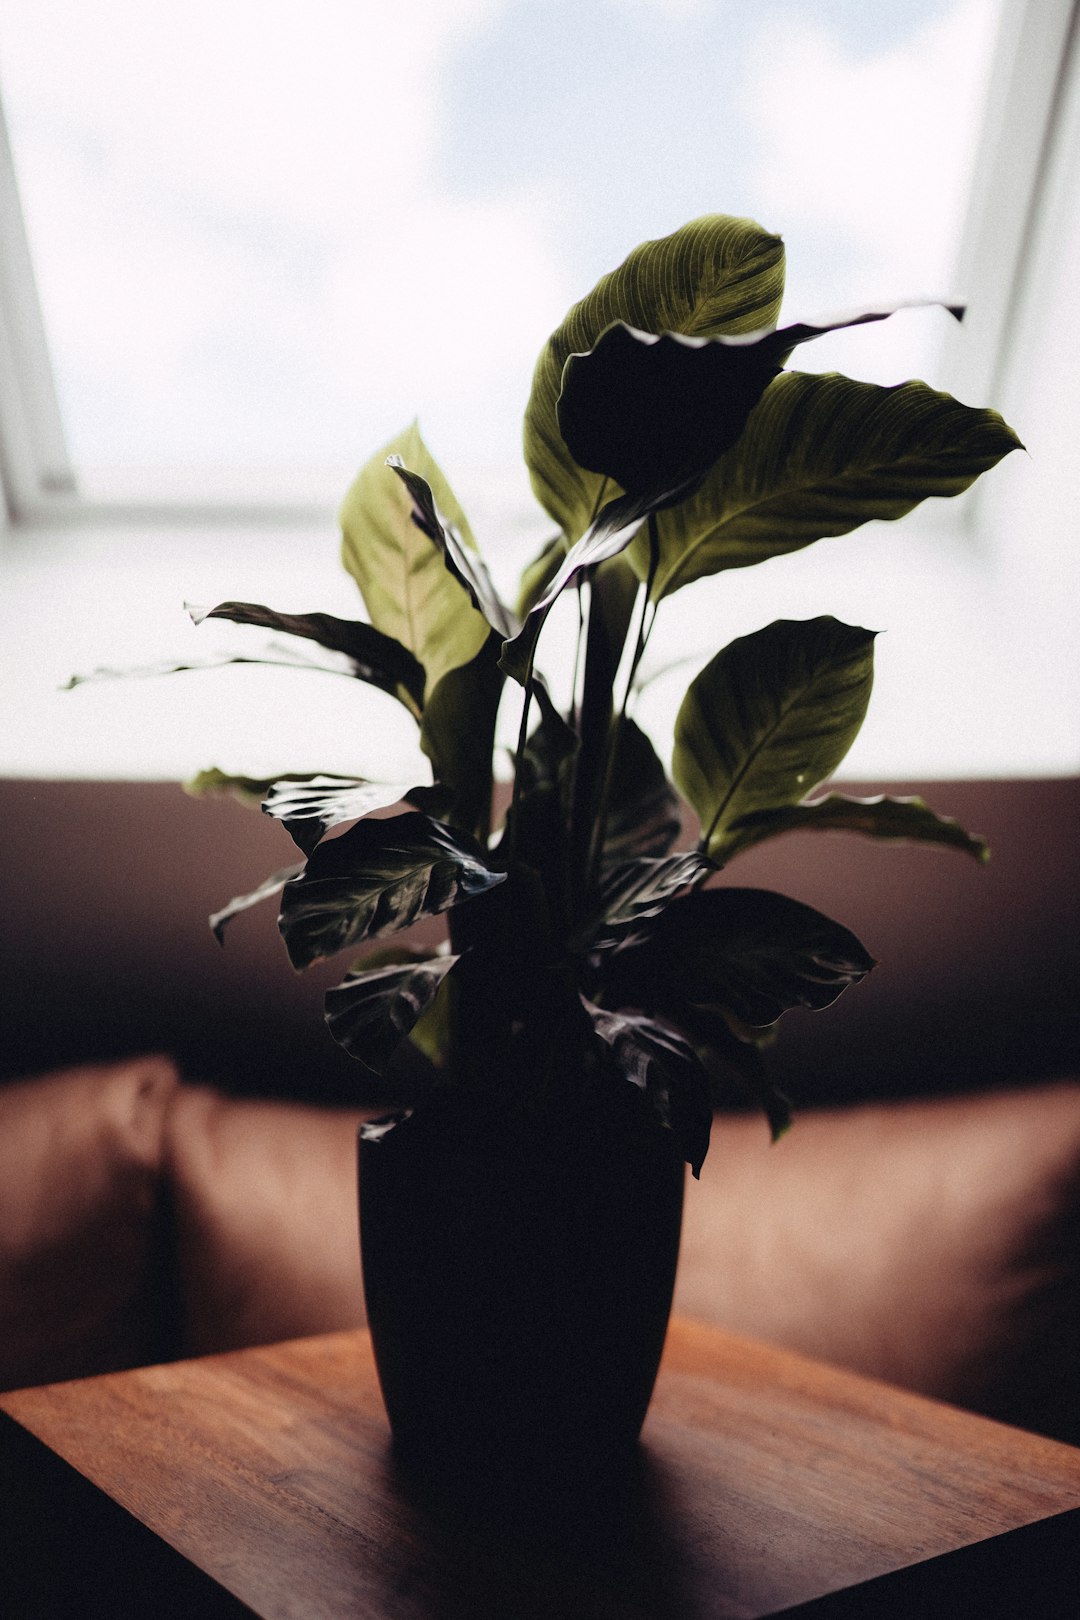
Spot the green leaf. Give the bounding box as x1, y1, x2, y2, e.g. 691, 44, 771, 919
583, 1000, 713, 1176
277, 811, 506, 970
725, 792, 990, 862
261, 775, 420, 855
386, 457, 516, 639
339, 422, 490, 697
187, 600, 425, 715
524, 215, 785, 543
209, 863, 304, 945
324, 951, 459, 1075
673, 617, 876, 862
631, 372, 1023, 599
419, 633, 505, 844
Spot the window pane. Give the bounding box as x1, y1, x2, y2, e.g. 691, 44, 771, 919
0, 0, 1001, 505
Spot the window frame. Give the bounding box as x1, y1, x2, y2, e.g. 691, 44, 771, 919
0, 0, 1073, 534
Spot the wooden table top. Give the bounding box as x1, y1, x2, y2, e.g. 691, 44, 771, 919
3, 1319, 1080, 1618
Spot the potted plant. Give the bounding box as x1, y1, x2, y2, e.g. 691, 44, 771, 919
88, 214, 1020, 1476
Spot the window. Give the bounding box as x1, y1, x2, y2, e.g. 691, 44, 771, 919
0, 0, 1076, 782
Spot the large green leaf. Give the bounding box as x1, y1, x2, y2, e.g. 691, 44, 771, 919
339, 423, 490, 696
725, 792, 990, 863
673, 617, 875, 861
630, 372, 1022, 599
324, 951, 459, 1075
277, 811, 506, 970
524, 215, 785, 543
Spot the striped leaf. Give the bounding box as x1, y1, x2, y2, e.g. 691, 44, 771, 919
673, 618, 876, 861
629, 372, 1022, 600
524, 215, 785, 544
339, 422, 490, 697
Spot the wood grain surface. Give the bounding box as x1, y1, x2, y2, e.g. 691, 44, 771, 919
4, 1319, 1080, 1618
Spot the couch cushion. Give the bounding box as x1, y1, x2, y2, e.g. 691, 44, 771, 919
675, 1081, 1080, 1441
165, 1085, 370, 1356
0, 1056, 180, 1391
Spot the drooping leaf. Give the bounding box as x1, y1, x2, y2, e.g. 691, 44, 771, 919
339, 422, 490, 696
524, 214, 785, 543
725, 792, 990, 862
630, 372, 1023, 600
500, 486, 659, 685
607, 886, 875, 1031
673, 618, 876, 862
419, 633, 505, 844
64, 640, 386, 693
583, 1000, 713, 1176
185, 768, 320, 808
209, 863, 304, 945
186, 601, 425, 715
556, 302, 964, 514
277, 811, 506, 970
261, 775, 419, 855
386, 457, 516, 639
324, 951, 459, 1075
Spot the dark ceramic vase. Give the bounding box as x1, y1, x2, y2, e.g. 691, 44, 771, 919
358, 1095, 685, 1482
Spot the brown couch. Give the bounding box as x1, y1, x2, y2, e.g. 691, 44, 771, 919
2, 777, 1078, 1441
3, 1054, 1080, 1446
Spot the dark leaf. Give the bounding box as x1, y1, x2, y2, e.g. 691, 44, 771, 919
524, 215, 785, 543
324, 951, 459, 1075
600, 718, 682, 870
186, 600, 426, 715
557, 322, 779, 502
420, 632, 505, 844
209, 863, 304, 945
589, 850, 713, 950
386, 457, 516, 640
277, 811, 506, 970
643, 887, 876, 1028
584, 1000, 713, 1176
726, 792, 990, 862
261, 775, 419, 855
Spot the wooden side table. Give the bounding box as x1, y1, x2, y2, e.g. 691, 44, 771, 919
2, 1319, 1079, 1617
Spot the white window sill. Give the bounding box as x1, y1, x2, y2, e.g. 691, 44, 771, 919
1, 482, 1075, 787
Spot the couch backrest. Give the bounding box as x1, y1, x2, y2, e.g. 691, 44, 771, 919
2, 776, 1077, 1107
